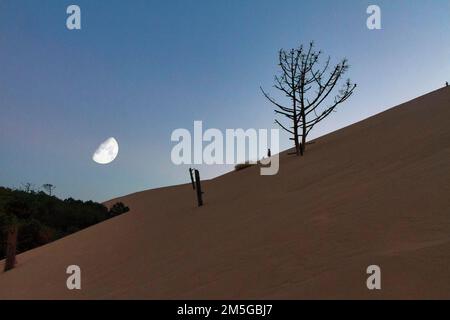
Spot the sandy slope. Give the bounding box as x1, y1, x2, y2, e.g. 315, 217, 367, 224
1, 87, 450, 299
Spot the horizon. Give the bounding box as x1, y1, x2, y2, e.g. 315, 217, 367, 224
1, 0, 449, 202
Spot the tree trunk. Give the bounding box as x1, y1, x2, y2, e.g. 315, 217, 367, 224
292, 72, 300, 156
4, 226, 18, 272
300, 109, 306, 155
293, 128, 300, 156
189, 168, 195, 190
194, 170, 203, 207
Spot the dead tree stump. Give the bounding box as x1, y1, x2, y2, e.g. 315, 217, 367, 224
194, 169, 203, 207
189, 168, 195, 190
4, 225, 18, 272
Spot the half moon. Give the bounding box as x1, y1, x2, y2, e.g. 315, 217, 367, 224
93, 137, 119, 164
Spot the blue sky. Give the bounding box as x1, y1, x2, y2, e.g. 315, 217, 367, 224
0, 0, 449, 201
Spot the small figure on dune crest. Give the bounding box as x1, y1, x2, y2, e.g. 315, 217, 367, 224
446, 81, 448, 87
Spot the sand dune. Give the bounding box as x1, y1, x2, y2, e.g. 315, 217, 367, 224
1, 87, 450, 299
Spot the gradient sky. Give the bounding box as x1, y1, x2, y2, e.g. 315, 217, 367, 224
1, 0, 449, 202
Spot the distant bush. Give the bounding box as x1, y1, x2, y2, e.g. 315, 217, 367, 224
109, 202, 130, 217
0, 187, 129, 260
234, 162, 256, 171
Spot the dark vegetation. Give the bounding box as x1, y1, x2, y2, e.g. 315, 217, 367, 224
0, 186, 129, 260
234, 162, 256, 171
234, 159, 273, 171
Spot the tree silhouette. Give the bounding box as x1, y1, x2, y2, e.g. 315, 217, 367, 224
261, 42, 356, 156
109, 202, 130, 216
21, 182, 34, 193
42, 184, 55, 196
0, 186, 131, 260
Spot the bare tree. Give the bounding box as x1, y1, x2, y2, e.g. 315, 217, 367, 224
42, 184, 55, 196
261, 42, 356, 156
21, 182, 34, 193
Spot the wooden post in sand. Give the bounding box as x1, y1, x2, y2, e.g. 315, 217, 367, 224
194, 169, 203, 207
189, 168, 195, 190
4, 225, 18, 272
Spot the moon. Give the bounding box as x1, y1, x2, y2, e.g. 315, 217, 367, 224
93, 137, 119, 164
